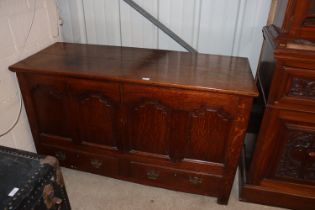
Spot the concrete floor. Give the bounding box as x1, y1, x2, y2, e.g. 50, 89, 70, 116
62, 168, 284, 210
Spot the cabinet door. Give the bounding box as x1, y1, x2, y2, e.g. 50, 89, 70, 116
26, 75, 74, 143
272, 111, 315, 184
276, 128, 315, 183
69, 79, 121, 150
249, 108, 315, 185
123, 84, 238, 164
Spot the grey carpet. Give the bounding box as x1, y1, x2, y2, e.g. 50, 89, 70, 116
62, 168, 284, 210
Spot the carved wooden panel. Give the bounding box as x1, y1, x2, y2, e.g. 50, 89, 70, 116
185, 107, 233, 163
276, 129, 315, 182
127, 99, 171, 156
31, 84, 72, 139
288, 77, 315, 100
76, 92, 118, 148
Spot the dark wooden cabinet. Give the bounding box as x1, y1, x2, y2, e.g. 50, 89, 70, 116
240, 0, 315, 209
10, 42, 257, 204
271, 0, 315, 43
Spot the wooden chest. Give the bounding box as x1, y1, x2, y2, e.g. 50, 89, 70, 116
9, 42, 257, 204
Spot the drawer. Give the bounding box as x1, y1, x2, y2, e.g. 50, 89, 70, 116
129, 161, 221, 196
268, 66, 315, 111
39, 144, 79, 169
75, 152, 119, 177
39, 144, 119, 177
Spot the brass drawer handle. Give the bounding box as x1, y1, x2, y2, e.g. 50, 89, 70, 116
90, 159, 103, 169
308, 151, 315, 159
146, 169, 160, 180
55, 151, 66, 161
189, 176, 203, 185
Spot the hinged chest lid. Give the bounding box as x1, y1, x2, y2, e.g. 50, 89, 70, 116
9, 42, 258, 97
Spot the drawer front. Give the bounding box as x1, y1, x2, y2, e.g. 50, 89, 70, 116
39, 144, 119, 177
122, 84, 239, 164
129, 161, 221, 196
40, 145, 79, 170
268, 65, 315, 110
76, 152, 119, 177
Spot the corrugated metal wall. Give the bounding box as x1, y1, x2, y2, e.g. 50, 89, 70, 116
57, 0, 271, 75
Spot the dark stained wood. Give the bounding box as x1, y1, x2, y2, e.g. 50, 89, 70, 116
30, 77, 71, 140
10, 42, 257, 205
240, 1, 315, 208
122, 84, 240, 164
186, 106, 232, 163
127, 100, 171, 155
69, 79, 120, 149
128, 161, 222, 197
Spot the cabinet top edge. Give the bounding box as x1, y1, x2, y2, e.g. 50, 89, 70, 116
9, 42, 258, 97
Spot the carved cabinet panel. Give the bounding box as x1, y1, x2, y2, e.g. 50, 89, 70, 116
186, 107, 233, 163
255, 108, 315, 185
288, 77, 315, 99
69, 80, 121, 149
276, 127, 315, 183
75, 93, 117, 146
268, 65, 315, 110
126, 99, 171, 156
26, 75, 122, 150
123, 84, 237, 164
27, 75, 74, 142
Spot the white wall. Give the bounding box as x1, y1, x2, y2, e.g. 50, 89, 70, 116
57, 0, 272, 75
0, 0, 60, 151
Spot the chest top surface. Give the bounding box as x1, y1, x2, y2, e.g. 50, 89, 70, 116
9, 42, 257, 97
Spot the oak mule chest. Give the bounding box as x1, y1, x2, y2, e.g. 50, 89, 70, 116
10, 42, 257, 204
